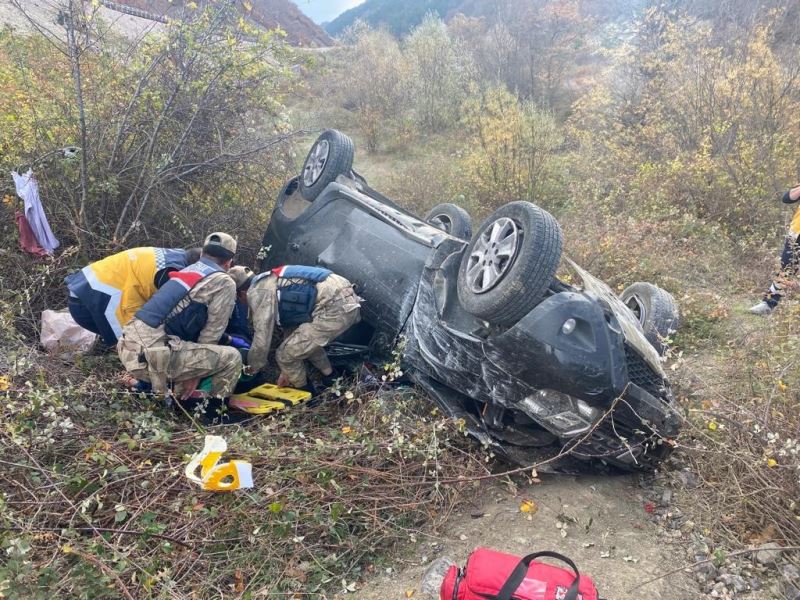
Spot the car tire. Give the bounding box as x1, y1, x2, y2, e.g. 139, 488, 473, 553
298, 129, 354, 201
620, 282, 680, 355
457, 201, 563, 325
425, 203, 473, 240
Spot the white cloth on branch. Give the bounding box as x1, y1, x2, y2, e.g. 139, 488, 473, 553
12, 169, 59, 254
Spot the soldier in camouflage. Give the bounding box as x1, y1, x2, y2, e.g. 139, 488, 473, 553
117, 233, 243, 404
242, 265, 361, 391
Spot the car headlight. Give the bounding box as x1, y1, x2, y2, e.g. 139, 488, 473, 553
519, 389, 599, 437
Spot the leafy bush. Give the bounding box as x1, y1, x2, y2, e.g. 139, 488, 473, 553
404, 14, 475, 133
458, 86, 565, 213
569, 8, 800, 242
0, 3, 302, 256
336, 23, 410, 152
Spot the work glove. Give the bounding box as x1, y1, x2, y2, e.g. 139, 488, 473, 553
229, 335, 251, 350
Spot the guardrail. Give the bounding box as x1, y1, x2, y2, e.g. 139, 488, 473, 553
98, 1, 168, 24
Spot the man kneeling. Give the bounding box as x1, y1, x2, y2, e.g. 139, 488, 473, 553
243, 265, 361, 393
117, 233, 242, 421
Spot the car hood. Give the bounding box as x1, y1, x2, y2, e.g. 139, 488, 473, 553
565, 258, 666, 377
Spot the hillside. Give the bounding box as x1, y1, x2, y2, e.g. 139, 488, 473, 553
326, 0, 472, 37
324, 0, 643, 37
116, 0, 333, 46
0, 0, 333, 46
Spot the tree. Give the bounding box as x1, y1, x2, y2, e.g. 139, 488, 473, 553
404, 14, 474, 133
569, 7, 800, 238
338, 22, 409, 152
1, 0, 303, 256
459, 86, 564, 211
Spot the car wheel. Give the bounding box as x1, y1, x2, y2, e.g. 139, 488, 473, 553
457, 201, 563, 325
298, 129, 354, 201
620, 282, 679, 355
425, 203, 473, 240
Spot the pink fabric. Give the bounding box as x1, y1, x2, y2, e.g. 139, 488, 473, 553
15, 210, 48, 257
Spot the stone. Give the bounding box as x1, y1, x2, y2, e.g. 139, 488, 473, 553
729, 574, 747, 593
661, 489, 673, 505
694, 560, 719, 584
676, 470, 699, 488
755, 542, 783, 566
748, 578, 762, 591
782, 583, 800, 600
782, 564, 800, 583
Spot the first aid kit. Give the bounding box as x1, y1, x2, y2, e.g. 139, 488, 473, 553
440, 547, 600, 600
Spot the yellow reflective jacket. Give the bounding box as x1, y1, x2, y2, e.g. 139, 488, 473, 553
65, 247, 189, 341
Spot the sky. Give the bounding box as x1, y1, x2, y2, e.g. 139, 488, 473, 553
292, 0, 366, 24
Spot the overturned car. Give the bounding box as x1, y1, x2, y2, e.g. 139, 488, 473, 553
261, 130, 681, 470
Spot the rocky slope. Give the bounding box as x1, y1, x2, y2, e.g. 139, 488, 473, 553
0, 0, 333, 46
116, 0, 332, 46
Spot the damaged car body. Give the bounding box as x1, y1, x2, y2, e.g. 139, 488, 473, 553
261, 130, 680, 471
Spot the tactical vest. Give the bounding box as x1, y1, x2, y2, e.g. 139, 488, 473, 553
64, 247, 190, 342
135, 257, 224, 341
254, 265, 332, 327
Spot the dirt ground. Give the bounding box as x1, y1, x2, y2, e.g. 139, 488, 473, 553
357, 473, 700, 600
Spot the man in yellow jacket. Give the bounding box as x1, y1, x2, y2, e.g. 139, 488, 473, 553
65, 246, 200, 345
750, 184, 800, 314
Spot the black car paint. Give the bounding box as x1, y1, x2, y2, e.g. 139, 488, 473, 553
261, 176, 679, 469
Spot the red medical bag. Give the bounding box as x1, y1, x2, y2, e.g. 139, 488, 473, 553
440, 547, 600, 600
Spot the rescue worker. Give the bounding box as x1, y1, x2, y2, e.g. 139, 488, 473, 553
65, 246, 201, 346
750, 183, 800, 314
226, 266, 255, 343
243, 265, 361, 392
116, 233, 242, 413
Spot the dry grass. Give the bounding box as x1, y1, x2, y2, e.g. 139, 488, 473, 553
668, 299, 800, 551
0, 339, 486, 598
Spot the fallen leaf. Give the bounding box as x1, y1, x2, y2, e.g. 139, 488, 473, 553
767, 457, 778, 468
405, 589, 415, 598
0, 375, 9, 392
519, 499, 537, 514
600, 551, 611, 558
341, 426, 352, 435
622, 556, 639, 563
707, 421, 718, 431
234, 569, 245, 593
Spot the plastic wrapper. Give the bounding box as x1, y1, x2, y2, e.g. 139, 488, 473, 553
40, 309, 97, 357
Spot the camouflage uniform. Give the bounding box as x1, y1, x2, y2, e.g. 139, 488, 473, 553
247, 273, 361, 387
117, 271, 241, 397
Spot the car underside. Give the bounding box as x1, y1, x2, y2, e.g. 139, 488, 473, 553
261, 130, 681, 471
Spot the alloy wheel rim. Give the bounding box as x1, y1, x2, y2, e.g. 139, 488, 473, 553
465, 217, 520, 294
303, 140, 330, 187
